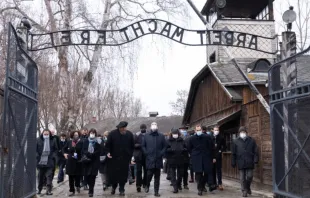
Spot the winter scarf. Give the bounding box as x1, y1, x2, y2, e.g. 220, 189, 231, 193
88, 137, 96, 153
72, 139, 79, 147
39, 137, 50, 165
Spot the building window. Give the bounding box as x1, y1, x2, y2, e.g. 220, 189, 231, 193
209, 52, 216, 63
256, 6, 270, 20
224, 132, 238, 151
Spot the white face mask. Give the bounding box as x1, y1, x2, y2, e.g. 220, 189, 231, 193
214, 130, 219, 136
89, 134, 95, 139
43, 135, 49, 139
240, 133, 247, 139
196, 131, 202, 136
151, 124, 158, 131
172, 134, 178, 139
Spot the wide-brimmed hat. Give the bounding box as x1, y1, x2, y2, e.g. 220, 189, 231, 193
116, 121, 128, 128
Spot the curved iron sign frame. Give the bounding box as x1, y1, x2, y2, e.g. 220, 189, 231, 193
28, 18, 278, 54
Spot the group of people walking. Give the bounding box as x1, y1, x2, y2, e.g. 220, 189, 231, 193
36, 121, 259, 197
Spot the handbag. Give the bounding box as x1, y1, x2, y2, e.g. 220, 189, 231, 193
78, 140, 91, 164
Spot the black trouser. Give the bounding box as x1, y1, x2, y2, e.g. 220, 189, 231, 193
189, 164, 194, 180
239, 169, 253, 193
136, 161, 147, 187
38, 167, 54, 191
69, 175, 81, 193
213, 156, 223, 185
183, 163, 189, 186
166, 164, 171, 180
147, 168, 161, 193
195, 172, 213, 191
57, 159, 66, 182
112, 183, 126, 192
86, 175, 97, 194
170, 165, 184, 189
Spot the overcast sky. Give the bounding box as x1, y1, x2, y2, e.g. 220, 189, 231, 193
132, 0, 303, 116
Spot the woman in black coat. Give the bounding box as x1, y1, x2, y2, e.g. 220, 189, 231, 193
166, 129, 188, 193
63, 131, 83, 196
81, 128, 100, 197
36, 129, 58, 195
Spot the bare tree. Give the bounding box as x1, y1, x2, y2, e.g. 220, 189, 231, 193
170, 89, 189, 116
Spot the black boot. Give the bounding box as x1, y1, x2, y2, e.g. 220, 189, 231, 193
178, 186, 182, 190
184, 185, 189, 190
37, 190, 42, 195
198, 190, 203, 196
46, 186, 53, 196
145, 186, 149, 193
154, 192, 160, 197
111, 188, 116, 195
137, 186, 141, 192
173, 188, 178, 193
242, 191, 248, 197
119, 192, 125, 196
68, 192, 75, 197
76, 187, 80, 193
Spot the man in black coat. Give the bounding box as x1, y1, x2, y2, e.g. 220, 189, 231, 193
133, 124, 147, 192
57, 133, 68, 183
106, 121, 135, 196
179, 126, 190, 189
142, 122, 167, 197
80, 127, 89, 189
232, 126, 259, 197
188, 125, 216, 196
212, 126, 227, 190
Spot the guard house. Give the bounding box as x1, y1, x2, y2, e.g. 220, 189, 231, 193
183, 0, 277, 188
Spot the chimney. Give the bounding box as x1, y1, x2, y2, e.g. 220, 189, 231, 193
149, 112, 159, 117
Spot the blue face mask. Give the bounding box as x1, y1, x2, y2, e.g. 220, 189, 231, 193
207, 131, 211, 135
196, 131, 202, 136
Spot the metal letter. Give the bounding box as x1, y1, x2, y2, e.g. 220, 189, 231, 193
171, 27, 184, 42
197, 31, 205, 45
236, 33, 246, 47
97, 31, 106, 45
60, 31, 71, 45
120, 27, 130, 42
148, 19, 157, 33
212, 30, 222, 45
248, 35, 258, 50
224, 31, 234, 45
131, 22, 145, 38
80, 30, 90, 44
160, 22, 172, 37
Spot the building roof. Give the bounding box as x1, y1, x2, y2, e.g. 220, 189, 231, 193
84, 116, 183, 134
182, 55, 310, 125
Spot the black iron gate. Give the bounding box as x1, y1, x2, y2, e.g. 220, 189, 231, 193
0, 23, 38, 198
269, 47, 310, 198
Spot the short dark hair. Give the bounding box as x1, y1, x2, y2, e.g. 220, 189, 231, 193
42, 128, 51, 135
70, 131, 81, 139
140, 124, 147, 130
60, 133, 67, 138
89, 128, 97, 136
239, 126, 247, 133
202, 126, 207, 131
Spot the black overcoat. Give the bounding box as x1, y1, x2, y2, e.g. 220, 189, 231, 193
81, 139, 101, 176
63, 140, 83, 175
188, 134, 215, 173
105, 129, 134, 184
99, 140, 108, 174
142, 131, 167, 170
36, 135, 58, 168
231, 137, 259, 170
166, 136, 188, 166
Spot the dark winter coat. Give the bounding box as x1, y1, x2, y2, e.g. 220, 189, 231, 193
183, 136, 191, 164
99, 140, 108, 174
133, 131, 146, 163
142, 130, 167, 170
105, 129, 135, 184
188, 134, 215, 173
81, 139, 101, 176
63, 140, 83, 175
231, 137, 259, 170
211, 134, 227, 158
166, 136, 188, 166
58, 139, 68, 162
36, 135, 58, 168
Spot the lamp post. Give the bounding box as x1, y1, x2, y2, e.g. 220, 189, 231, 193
16, 17, 31, 50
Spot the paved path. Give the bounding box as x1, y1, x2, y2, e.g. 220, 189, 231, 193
40, 172, 270, 198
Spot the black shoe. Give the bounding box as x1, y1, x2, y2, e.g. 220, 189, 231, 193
184, 185, 189, 190
173, 189, 178, 193
178, 186, 182, 190
137, 186, 141, 192
111, 188, 116, 195
248, 189, 252, 195
145, 187, 149, 193
84, 186, 88, 190
170, 183, 173, 186
198, 191, 203, 196
103, 185, 107, 191
242, 192, 248, 197
89, 194, 93, 197
120, 192, 125, 196
68, 192, 75, 197
76, 187, 80, 193
203, 187, 208, 192
154, 192, 160, 197
37, 190, 42, 195
209, 185, 216, 192
46, 191, 53, 196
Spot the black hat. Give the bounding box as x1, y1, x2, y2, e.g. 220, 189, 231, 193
179, 125, 188, 130
140, 124, 147, 130
116, 121, 128, 128
171, 128, 179, 134
238, 126, 247, 133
